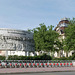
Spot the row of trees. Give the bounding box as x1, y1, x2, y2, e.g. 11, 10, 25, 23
29, 18, 75, 57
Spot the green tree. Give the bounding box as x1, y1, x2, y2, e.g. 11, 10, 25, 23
32, 23, 59, 53
64, 18, 75, 56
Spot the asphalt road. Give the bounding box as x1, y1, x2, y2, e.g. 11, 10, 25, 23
0, 67, 75, 73
0, 72, 75, 75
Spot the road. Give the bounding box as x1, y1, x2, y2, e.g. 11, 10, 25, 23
0, 72, 75, 75
0, 67, 75, 73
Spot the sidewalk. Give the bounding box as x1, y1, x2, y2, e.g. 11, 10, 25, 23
0, 67, 75, 74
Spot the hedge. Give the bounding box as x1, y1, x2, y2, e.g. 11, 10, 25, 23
0, 56, 6, 60
0, 53, 74, 60
8, 53, 52, 60
53, 54, 75, 60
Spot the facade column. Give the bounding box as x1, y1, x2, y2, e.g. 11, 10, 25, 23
6, 50, 8, 60
27, 51, 30, 56
10, 50, 11, 55
25, 51, 27, 56
33, 51, 35, 56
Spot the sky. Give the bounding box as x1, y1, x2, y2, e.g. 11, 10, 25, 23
0, 0, 75, 30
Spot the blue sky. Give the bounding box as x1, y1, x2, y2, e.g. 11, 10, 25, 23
0, 0, 75, 30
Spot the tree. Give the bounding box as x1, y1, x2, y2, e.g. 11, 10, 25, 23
32, 23, 59, 53
64, 18, 75, 56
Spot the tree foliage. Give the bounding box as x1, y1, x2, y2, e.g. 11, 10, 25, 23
64, 18, 75, 52
32, 23, 59, 52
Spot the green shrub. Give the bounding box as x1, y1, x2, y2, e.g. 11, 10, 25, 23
8, 54, 52, 60
53, 54, 75, 60
4, 53, 75, 60
8, 55, 19, 60
40, 53, 52, 60
53, 57, 68, 60
34, 56, 41, 60
0, 56, 6, 60
68, 54, 75, 60
33, 53, 52, 60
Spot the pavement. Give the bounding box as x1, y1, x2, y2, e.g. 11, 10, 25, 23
0, 67, 75, 74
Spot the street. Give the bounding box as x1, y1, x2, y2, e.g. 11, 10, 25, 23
0, 72, 75, 75
0, 67, 75, 73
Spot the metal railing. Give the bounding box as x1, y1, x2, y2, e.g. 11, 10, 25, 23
0, 60, 74, 68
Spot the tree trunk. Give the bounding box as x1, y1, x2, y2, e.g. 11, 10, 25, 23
66, 51, 68, 57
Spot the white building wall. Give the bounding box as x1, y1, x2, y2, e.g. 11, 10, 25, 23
0, 28, 35, 57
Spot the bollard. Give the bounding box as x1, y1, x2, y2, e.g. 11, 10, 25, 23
10, 63, 12, 68
70, 63, 73, 67
24, 63, 27, 68
15, 63, 17, 68
60, 63, 62, 67
45, 63, 48, 67
49, 63, 52, 67
0, 63, 2, 68
19, 63, 22, 68
63, 63, 66, 67
53, 63, 55, 67
56, 63, 59, 67
69, 63, 71, 67
5, 63, 7, 68
33, 63, 35, 67
37, 63, 39, 67
44, 63, 48, 67
67, 63, 69, 67
40, 63, 43, 67
29, 63, 31, 67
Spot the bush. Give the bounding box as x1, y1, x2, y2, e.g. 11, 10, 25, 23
2, 53, 75, 60
53, 54, 75, 60
8, 54, 52, 60
8, 55, 20, 60
33, 56, 41, 60
68, 54, 75, 60
53, 57, 68, 60
0, 56, 6, 60
40, 53, 52, 60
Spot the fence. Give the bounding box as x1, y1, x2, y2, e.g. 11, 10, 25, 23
0, 60, 74, 68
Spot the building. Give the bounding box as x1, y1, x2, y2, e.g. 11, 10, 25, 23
0, 28, 35, 59
55, 17, 69, 35
0, 18, 74, 58
54, 17, 74, 57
